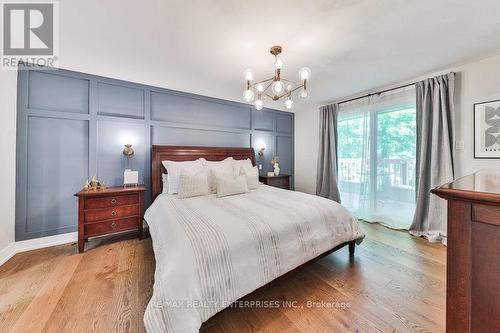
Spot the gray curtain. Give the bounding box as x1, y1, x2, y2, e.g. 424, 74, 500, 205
409, 73, 455, 244
316, 104, 341, 202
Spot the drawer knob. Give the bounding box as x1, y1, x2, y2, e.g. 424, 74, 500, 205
111, 210, 117, 217
111, 198, 117, 204
111, 222, 116, 229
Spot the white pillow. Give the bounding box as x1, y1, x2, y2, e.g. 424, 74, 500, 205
162, 173, 168, 194
200, 157, 236, 193
162, 159, 204, 194
240, 165, 259, 190
178, 169, 210, 199
232, 158, 253, 175
216, 174, 249, 198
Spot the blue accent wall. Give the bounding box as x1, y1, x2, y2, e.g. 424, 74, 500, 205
16, 67, 294, 241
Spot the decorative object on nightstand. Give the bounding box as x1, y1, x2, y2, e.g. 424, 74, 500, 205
74, 185, 146, 253
271, 156, 280, 176
83, 175, 107, 191
259, 174, 291, 190
124, 169, 139, 186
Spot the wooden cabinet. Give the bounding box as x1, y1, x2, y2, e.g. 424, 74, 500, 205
431, 170, 500, 333
259, 174, 291, 190
75, 185, 146, 253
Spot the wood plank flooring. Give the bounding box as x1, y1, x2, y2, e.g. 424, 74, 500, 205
0, 222, 446, 332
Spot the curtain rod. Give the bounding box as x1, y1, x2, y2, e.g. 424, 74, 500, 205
337, 72, 456, 105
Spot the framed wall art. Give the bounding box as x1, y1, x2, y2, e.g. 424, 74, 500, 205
474, 99, 500, 159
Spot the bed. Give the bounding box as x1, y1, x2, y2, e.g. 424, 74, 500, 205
143, 145, 365, 333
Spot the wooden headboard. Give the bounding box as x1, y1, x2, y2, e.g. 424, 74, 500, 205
151, 145, 256, 200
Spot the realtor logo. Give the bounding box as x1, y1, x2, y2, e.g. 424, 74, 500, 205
1, 1, 59, 69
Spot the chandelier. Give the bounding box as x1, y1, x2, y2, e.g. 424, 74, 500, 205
243, 46, 311, 110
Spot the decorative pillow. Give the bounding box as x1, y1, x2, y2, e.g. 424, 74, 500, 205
162, 159, 204, 194
216, 174, 249, 198
200, 157, 236, 193
232, 158, 253, 175
178, 169, 210, 199
239, 165, 259, 190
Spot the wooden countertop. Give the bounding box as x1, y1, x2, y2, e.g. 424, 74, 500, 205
431, 169, 500, 205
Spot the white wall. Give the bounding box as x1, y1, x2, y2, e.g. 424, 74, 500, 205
0, 70, 17, 262
295, 53, 500, 194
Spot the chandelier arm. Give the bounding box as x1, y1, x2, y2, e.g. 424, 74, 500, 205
263, 80, 274, 92
288, 84, 305, 94
262, 92, 274, 99
253, 77, 274, 86
275, 84, 305, 100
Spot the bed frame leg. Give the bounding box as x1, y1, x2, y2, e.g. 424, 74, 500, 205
348, 241, 355, 256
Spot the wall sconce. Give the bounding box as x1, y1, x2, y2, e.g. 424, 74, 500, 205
123, 144, 134, 157
255, 141, 266, 156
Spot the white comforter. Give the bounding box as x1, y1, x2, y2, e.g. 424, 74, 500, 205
143, 185, 364, 333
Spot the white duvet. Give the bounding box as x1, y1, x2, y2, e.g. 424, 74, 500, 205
143, 185, 364, 333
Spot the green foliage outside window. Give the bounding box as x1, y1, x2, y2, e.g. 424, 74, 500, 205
337, 106, 416, 160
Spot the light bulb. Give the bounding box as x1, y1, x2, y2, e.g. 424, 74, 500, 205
299, 89, 310, 101
286, 83, 293, 92
284, 99, 294, 109
274, 56, 283, 69
244, 69, 254, 82
254, 99, 263, 110
272, 81, 284, 95
299, 67, 311, 80
243, 89, 254, 102
256, 83, 264, 92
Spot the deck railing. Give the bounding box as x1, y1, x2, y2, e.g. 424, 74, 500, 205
338, 158, 415, 203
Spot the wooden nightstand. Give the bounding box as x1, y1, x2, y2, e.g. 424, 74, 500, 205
74, 185, 146, 253
259, 174, 291, 190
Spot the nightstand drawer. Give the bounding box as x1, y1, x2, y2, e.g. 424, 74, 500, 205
269, 178, 285, 186
84, 217, 138, 237
259, 175, 291, 190
84, 204, 139, 222
269, 178, 289, 189
85, 194, 138, 209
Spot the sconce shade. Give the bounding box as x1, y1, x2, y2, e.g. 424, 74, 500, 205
255, 141, 266, 156
123, 144, 134, 156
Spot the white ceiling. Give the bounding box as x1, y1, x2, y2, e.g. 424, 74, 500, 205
60, 0, 500, 111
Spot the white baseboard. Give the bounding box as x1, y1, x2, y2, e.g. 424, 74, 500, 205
0, 225, 149, 266
0, 232, 78, 267
0, 243, 16, 266
15, 232, 78, 253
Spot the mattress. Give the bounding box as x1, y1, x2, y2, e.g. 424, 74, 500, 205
143, 185, 364, 332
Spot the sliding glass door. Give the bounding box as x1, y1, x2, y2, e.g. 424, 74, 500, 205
337, 86, 416, 229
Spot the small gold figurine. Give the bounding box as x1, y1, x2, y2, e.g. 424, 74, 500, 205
83, 175, 107, 191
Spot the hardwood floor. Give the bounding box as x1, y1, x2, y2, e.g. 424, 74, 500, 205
0, 222, 446, 332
